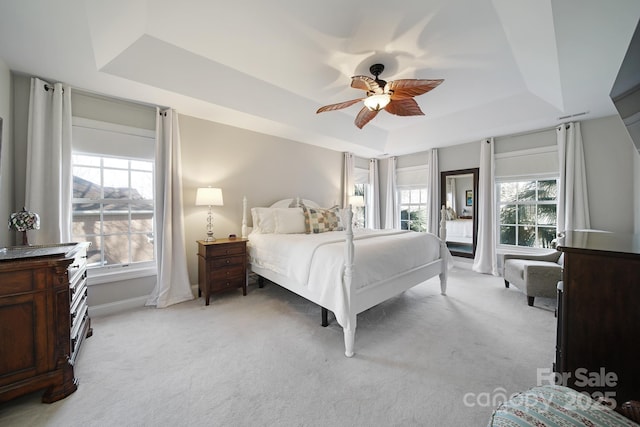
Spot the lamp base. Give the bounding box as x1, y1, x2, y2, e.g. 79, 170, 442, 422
205, 231, 216, 242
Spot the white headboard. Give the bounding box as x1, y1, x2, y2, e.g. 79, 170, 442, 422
269, 198, 320, 208
241, 197, 321, 238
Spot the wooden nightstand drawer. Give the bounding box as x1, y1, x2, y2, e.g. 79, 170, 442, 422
197, 238, 248, 305
204, 242, 246, 257
212, 277, 245, 292
210, 254, 245, 268
210, 265, 244, 280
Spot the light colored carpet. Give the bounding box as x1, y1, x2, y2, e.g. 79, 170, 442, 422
0, 260, 556, 426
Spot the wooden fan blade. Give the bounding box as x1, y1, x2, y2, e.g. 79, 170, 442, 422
316, 98, 363, 114
386, 79, 444, 99
351, 76, 383, 94
384, 97, 424, 116
354, 106, 379, 129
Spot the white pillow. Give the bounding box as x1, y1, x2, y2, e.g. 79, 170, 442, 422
251, 207, 277, 233
274, 208, 306, 234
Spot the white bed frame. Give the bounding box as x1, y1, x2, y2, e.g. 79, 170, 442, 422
242, 198, 449, 357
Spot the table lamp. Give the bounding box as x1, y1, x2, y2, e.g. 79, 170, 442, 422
195, 187, 224, 242
8, 207, 40, 245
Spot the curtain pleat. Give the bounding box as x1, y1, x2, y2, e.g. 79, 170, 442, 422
146, 108, 194, 308
473, 138, 498, 275
427, 149, 440, 235
368, 159, 380, 229
25, 77, 72, 244
384, 157, 399, 229
342, 152, 354, 208
557, 122, 590, 233
449, 178, 457, 212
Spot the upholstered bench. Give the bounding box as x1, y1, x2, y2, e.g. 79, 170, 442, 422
502, 252, 563, 306
488, 385, 639, 426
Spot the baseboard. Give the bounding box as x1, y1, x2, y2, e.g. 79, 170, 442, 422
88, 295, 149, 318
88, 284, 200, 318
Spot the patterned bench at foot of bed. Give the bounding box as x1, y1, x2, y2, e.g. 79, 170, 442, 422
488, 385, 639, 427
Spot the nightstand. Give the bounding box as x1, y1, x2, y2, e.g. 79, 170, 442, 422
197, 238, 248, 305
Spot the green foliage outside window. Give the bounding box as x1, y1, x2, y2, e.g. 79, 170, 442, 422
498, 179, 557, 248
400, 188, 428, 232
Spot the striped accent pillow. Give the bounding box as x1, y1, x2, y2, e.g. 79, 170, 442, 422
302, 205, 344, 234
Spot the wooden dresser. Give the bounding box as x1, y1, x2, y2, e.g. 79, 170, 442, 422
0, 242, 91, 403
197, 239, 248, 305
556, 231, 640, 405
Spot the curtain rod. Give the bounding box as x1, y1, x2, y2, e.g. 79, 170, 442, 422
44, 83, 63, 94
501, 122, 572, 139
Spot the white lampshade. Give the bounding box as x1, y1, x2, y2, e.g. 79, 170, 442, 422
363, 94, 391, 111
348, 195, 365, 207
195, 187, 224, 206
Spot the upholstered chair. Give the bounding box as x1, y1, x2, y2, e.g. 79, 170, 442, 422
502, 252, 563, 306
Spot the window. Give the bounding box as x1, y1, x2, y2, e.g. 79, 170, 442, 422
497, 178, 558, 248
71, 118, 156, 271
400, 188, 428, 232
353, 183, 366, 228
396, 165, 429, 232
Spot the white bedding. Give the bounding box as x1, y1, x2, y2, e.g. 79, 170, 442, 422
445, 218, 473, 243
248, 229, 444, 328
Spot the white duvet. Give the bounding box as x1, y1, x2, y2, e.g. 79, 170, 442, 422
248, 229, 445, 327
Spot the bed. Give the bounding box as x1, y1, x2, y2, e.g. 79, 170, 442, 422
242, 197, 451, 357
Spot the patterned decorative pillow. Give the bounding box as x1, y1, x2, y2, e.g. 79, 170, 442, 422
302, 205, 344, 234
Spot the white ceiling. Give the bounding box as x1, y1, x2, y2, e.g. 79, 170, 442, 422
1, 0, 639, 157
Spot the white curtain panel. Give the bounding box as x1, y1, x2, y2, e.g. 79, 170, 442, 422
473, 138, 498, 275
25, 77, 72, 244
557, 122, 590, 233
449, 178, 457, 212
368, 159, 381, 229
427, 148, 440, 235
384, 156, 400, 229
342, 152, 354, 208
146, 109, 194, 308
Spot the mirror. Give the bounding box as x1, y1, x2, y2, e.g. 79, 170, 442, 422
440, 168, 479, 258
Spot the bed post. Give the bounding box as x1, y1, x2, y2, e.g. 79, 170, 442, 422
439, 205, 448, 295
343, 205, 356, 357
242, 196, 248, 239
439, 240, 448, 296
439, 204, 447, 242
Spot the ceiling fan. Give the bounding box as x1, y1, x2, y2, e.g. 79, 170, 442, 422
316, 64, 444, 129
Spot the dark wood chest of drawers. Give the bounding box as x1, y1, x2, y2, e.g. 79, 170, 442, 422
556, 231, 640, 405
0, 242, 91, 403
197, 239, 248, 305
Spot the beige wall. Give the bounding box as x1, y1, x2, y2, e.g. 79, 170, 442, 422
0, 59, 11, 246
581, 115, 637, 233
434, 115, 638, 234
179, 114, 343, 285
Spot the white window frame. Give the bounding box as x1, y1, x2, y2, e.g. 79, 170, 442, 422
496, 174, 559, 249
353, 183, 367, 228
71, 118, 157, 283
396, 165, 429, 232
398, 187, 428, 232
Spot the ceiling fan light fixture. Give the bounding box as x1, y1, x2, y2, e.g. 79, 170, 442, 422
364, 94, 391, 111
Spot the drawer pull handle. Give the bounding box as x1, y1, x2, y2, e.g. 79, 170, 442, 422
226, 260, 230, 264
